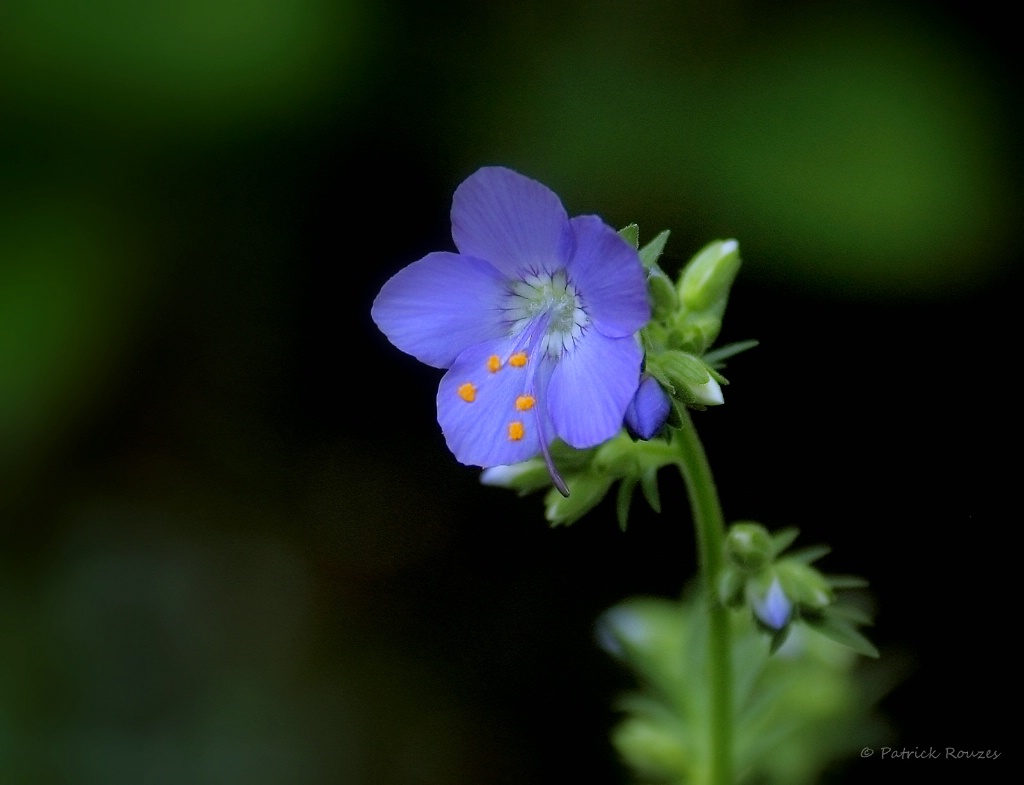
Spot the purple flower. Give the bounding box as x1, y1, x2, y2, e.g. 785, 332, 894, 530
371, 167, 650, 494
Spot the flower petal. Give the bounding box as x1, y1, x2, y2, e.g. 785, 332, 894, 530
437, 339, 555, 467
371, 252, 508, 369
547, 331, 642, 448
451, 167, 573, 277
567, 215, 650, 338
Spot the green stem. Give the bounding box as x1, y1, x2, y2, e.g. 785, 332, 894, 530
673, 407, 733, 785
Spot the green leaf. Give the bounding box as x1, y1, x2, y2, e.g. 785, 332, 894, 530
638, 229, 671, 269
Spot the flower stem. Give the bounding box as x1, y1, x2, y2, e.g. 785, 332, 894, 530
673, 408, 733, 785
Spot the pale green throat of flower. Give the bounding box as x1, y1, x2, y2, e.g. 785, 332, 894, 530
506, 270, 590, 358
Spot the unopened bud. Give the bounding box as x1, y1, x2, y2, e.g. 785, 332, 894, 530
679, 239, 741, 313
649, 351, 724, 407
725, 521, 774, 573
624, 374, 672, 440
751, 576, 792, 631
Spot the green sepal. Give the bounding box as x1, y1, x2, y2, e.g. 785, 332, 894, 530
767, 624, 792, 655
706, 366, 730, 386
617, 476, 637, 532
638, 229, 671, 270
640, 466, 662, 514
672, 316, 722, 356
803, 610, 880, 658
770, 527, 801, 556
619, 223, 639, 249
786, 545, 832, 565
664, 399, 685, 430
827, 575, 871, 590
703, 339, 760, 367
776, 560, 833, 609
826, 602, 874, 627
647, 268, 679, 320
648, 350, 710, 390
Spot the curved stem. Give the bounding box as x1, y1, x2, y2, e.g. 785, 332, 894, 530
673, 407, 733, 785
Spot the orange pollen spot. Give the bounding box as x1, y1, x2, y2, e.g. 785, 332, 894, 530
487, 355, 501, 373
508, 421, 525, 441
515, 395, 536, 411
509, 352, 528, 367
457, 383, 476, 402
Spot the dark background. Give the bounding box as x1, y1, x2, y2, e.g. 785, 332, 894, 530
0, 1, 1017, 782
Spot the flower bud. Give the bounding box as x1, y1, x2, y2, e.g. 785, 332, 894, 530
624, 374, 672, 440
751, 576, 792, 631
649, 351, 724, 407
725, 521, 774, 573
678, 239, 741, 313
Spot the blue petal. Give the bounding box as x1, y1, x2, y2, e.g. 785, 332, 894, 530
371, 252, 508, 369
547, 331, 642, 448
625, 374, 672, 440
437, 339, 556, 467
567, 215, 650, 338
451, 167, 573, 277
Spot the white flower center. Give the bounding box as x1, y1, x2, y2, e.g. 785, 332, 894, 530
505, 270, 589, 358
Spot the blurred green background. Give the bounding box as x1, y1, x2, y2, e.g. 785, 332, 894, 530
1, 1, 1016, 782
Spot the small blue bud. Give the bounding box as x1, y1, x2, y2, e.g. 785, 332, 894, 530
624, 374, 672, 440
752, 577, 792, 631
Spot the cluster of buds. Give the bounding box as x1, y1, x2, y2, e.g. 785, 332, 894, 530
719, 522, 878, 656
620, 228, 752, 441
